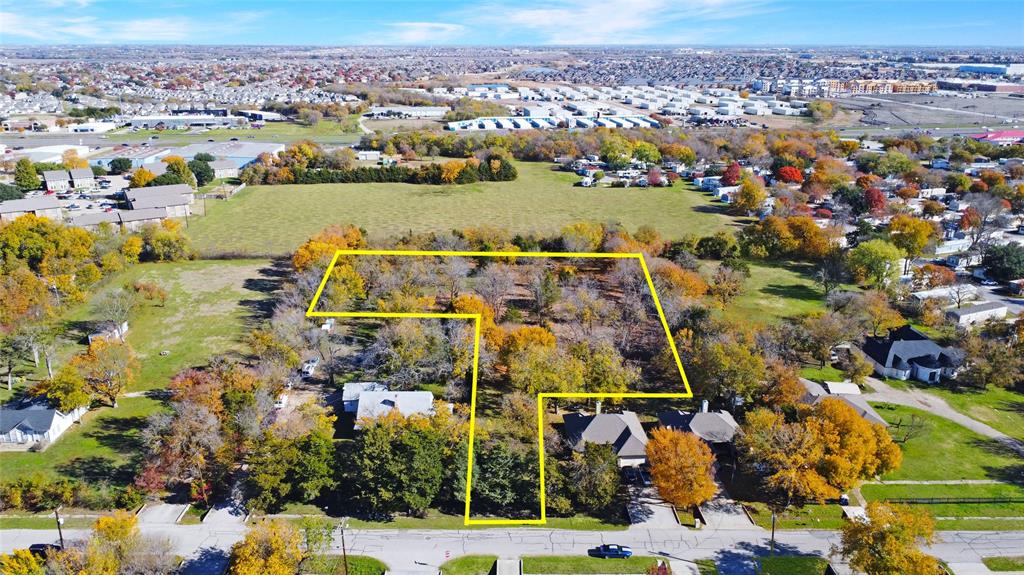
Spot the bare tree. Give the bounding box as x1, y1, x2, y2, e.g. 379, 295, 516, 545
93, 287, 138, 337
476, 263, 517, 319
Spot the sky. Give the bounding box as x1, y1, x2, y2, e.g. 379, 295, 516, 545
0, 0, 1022, 47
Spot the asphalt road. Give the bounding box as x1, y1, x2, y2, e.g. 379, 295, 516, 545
4, 524, 1023, 573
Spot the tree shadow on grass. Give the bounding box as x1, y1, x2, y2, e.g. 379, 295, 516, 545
708, 540, 811, 575
761, 283, 821, 303
57, 455, 134, 485
240, 259, 290, 322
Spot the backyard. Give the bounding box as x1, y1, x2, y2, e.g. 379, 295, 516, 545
185, 162, 737, 255
0, 259, 278, 484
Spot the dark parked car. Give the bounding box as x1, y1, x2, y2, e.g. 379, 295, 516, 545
28, 543, 61, 556
588, 544, 633, 559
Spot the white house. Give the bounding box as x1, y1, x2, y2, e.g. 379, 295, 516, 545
946, 301, 1008, 327
858, 325, 964, 383
0, 401, 87, 447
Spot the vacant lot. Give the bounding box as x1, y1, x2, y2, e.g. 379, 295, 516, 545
724, 261, 831, 323
916, 385, 1024, 442
187, 162, 736, 255
0, 259, 277, 483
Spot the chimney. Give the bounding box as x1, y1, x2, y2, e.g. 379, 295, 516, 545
700, 399, 709, 413
595, 400, 602, 415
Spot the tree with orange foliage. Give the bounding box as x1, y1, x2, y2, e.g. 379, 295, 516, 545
645, 428, 717, 509
838, 502, 938, 575
501, 325, 556, 362
776, 165, 803, 184
291, 224, 367, 271
440, 160, 465, 184
130, 167, 156, 188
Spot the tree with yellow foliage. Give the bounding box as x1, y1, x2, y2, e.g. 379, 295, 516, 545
92, 510, 140, 565
70, 337, 139, 407
733, 175, 768, 215
500, 325, 556, 362
0, 549, 44, 575
837, 502, 939, 575
646, 428, 717, 509
291, 224, 366, 272
440, 159, 465, 184
130, 167, 156, 188
62, 149, 89, 169
452, 293, 506, 348
228, 520, 304, 575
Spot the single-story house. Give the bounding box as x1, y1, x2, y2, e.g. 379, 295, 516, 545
0, 400, 87, 446
0, 196, 64, 222
658, 408, 738, 447
42, 170, 71, 192
946, 301, 1008, 327
356, 150, 381, 162
909, 284, 978, 306
208, 160, 239, 179
562, 411, 648, 467
858, 325, 964, 384
341, 382, 389, 413
354, 390, 435, 427
799, 379, 888, 427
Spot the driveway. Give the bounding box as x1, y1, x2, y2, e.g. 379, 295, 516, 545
699, 481, 755, 531
974, 283, 1024, 316
626, 486, 679, 528
861, 377, 1024, 457
137, 503, 188, 525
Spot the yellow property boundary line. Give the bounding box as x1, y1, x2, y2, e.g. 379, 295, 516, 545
306, 249, 693, 525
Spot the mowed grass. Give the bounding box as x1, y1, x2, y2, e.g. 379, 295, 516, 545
758, 556, 829, 575
521, 556, 661, 574
916, 385, 1024, 442
724, 261, 832, 323
110, 118, 361, 145
345, 510, 626, 531
0, 259, 276, 484
871, 403, 1023, 481
440, 555, 497, 575
187, 163, 736, 256
861, 483, 1024, 520
745, 502, 847, 530
983, 556, 1024, 571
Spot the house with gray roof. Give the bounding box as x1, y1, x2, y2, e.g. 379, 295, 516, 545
72, 207, 167, 232
562, 411, 648, 467
946, 301, 1008, 327
124, 184, 193, 217
69, 168, 95, 190
859, 325, 964, 383
658, 409, 738, 446
342, 382, 389, 412
42, 169, 70, 192
208, 159, 239, 179
0, 196, 64, 222
0, 400, 87, 448
799, 379, 888, 427
354, 390, 435, 428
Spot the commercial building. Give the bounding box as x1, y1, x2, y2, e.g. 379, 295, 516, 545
127, 115, 246, 129
71, 207, 169, 232
0, 196, 64, 222
366, 105, 448, 119
173, 141, 286, 167
89, 145, 171, 169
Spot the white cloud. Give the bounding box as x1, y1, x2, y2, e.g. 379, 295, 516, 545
0, 9, 267, 43
375, 22, 467, 44
464, 0, 777, 44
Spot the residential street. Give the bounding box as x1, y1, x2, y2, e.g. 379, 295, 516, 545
3, 524, 1024, 574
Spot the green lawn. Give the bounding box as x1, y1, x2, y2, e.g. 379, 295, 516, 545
983, 556, 1024, 571
861, 483, 1024, 531
745, 502, 847, 530
109, 118, 361, 145
696, 560, 719, 575
345, 511, 626, 531
0, 515, 96, 530
186, 163, 735, 256
913, 385, 1024, 441
302, 555, 387, 575
872, 403, 1023, 481
758, 556, 828, 575
441, 555, 497, 575
521, 556, 661, 574
0, 259, 276, 484
725, 261, 833, 323
799, 364, 846, 384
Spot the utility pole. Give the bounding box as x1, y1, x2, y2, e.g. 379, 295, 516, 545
54, 508, 65, 549
770, 509, 776, 555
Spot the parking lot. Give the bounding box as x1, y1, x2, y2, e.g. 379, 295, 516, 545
26, 173, 130, 218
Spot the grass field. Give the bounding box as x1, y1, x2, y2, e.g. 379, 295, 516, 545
861, 483, 1024, 519
913, 385, 1024, 442
872, 403, 1023, 481
0, 259, 276, 484
440, 555, 497, 575
109, 118, 362, 145
758, 556, 828, 575
186, 162, 736, 255
521, 556, 661, 574
983, 556, 1024, 571
726, 261, 831, 323
344, 510, 627, 531
745, 502, 847, 530
303, 555, 387, 575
